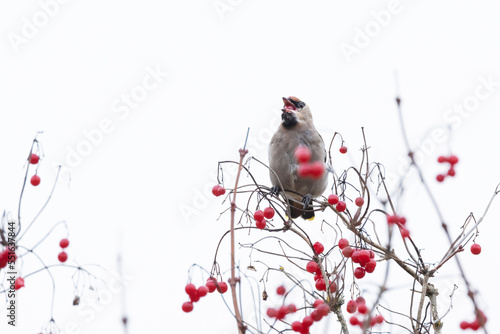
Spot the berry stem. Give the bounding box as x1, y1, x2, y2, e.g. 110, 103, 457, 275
229, 145, 249, 334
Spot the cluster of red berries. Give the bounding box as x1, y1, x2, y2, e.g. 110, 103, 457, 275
58, 238, 69, 263
0, 247, 17, 269
253, 207, 275, 229
460, 310, 487, 330
212, 185, 226, 197
29, 153, 41, 186
305, 257, 337, 293
387, 214, 410, 239
1, 246, 24, 290
327, 194, 347, 212
289, 299, 330, 333
294, 146, 325, 179
0, 246, 16, 269
347, 296, 384, 328
436, 155, 459, 182
182, 277, 228, 313
266, 286, 299, 322
338, 239, 377, 279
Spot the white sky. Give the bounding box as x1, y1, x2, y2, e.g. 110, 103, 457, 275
1, 1, 500, 333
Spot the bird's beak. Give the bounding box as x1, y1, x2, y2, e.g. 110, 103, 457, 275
282, 97, 296, 112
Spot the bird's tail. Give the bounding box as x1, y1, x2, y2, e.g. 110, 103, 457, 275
288, 199, 315, 220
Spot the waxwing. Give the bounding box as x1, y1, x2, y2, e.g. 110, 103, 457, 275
268, 96, 328, 219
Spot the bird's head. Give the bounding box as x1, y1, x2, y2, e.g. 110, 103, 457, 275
281, 96, 313, 129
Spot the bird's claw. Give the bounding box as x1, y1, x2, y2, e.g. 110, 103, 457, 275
269, 186, 281, 196
302, 194, 312, 208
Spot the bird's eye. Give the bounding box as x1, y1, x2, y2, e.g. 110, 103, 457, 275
291, 100, 306, 109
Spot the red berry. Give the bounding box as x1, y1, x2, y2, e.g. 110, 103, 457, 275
436, 174, 445, 182
59, 238, 69, 248
398, 216, 407, 225
311, 309, 323, 322
328, 194, 339, 205
437, 156, 447, 163
356, 296, 366, 305
58, 251, 68, 263
212, 185, 224, 197
185, 283, 197, 296
354, 267, 365, 279
306, 261, 319, 274
302, 315, 314, 327
447, 168, 456, 176
355, 197, 364, 207
206, 279, 217, 293
313, 242, 324, 254
448, 155, 459, 165
15, 277, 24, 290
276, 285, 286, 295
357, 303, 368, 314
0, 248, 14, 268
217, 281, 228, 294
291, 321, 303, 332
255, 220, 266, 229
189, 290, 200, 302
328, 281, 337, 293
197, 286, 208, 297
182, 301, 194, 313
459, 321, 469, 329
0, 256, 7, 269
336, 201, 346, 212
346, 300, 357, 314
295, 146, 312, 163
263, 207, 275, 219
469, 320, 480, 330
266, 308, 277, 318
349, 316, 360, 326
358, 250, 370, 264
342, 246, 353, 258
470, 243, 481, 255
374, 314, 384, 324
276, 306, 289, 320
399, 226, 410, 239
309, 161, 325, 179
365, 259, 377, 273
288, 304, 297, 313
31, 174, 41, 186
351, 250, 361, 264
339, 146, 348, 154
313, 299, 324, 308
387, 214, 398, 224
253, 210, 265, 222
338, 238, 349, 249
315, 278, 326, 291
298, 163, 312, 177
29, 153, 40, 164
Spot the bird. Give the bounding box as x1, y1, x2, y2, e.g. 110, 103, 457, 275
268, 96, 328, 219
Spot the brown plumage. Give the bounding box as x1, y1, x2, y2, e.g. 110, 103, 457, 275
268, 96, 328, 219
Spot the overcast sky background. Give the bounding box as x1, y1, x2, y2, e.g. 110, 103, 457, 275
1, 1, 500, 333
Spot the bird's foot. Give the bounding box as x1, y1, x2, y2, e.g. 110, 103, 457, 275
301, 194, 315, 220
302, 194, 312, 208
269, 186, 281, 196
